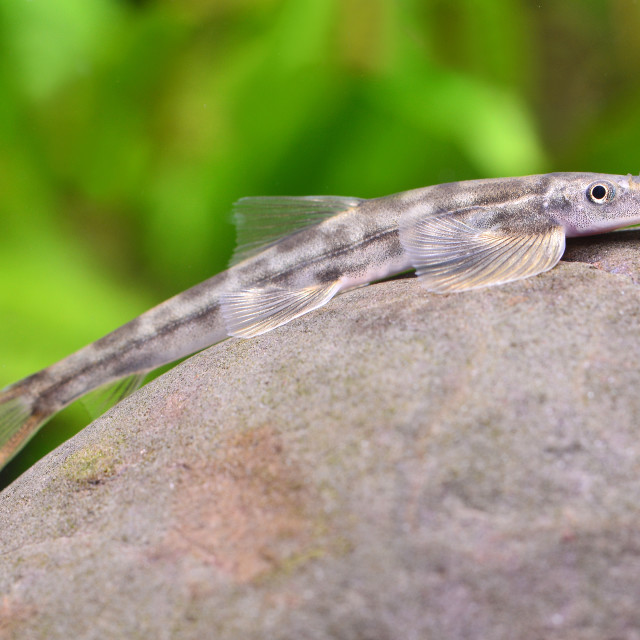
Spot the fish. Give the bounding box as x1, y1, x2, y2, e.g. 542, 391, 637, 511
2, 172, 640, 471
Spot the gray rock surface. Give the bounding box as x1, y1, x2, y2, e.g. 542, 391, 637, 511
564, 228, 640, 283
2, 232, 640, 639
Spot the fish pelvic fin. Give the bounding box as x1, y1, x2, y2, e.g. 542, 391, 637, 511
0, 383, 50, 470
221, 279, 342, 338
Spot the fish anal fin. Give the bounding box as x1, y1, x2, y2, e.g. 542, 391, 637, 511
230, 196, 363, 266
221, 280, 342, 338
399, 206, 566, 292
81, 372, 147, 420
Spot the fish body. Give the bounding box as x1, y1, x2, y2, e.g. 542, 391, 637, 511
2, 172, 640, 469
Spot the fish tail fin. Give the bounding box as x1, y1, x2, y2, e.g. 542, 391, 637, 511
0, 382, 50, 469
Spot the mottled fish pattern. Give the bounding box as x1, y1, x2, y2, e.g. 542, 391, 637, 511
2, 173, 640, 470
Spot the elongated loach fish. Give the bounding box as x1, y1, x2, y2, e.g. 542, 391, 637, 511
2, 172, 640, 471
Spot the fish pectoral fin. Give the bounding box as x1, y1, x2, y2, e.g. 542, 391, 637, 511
81, 372, 148, 420
221, 280, 342, 338
399, 207, 566, 292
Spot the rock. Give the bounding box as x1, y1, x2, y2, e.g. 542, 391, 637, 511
2, 232, 640, 639
564, 228, 640, 284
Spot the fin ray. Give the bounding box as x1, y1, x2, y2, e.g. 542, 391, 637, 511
0, 388, 42, 468
81, 372, 147, 420
0, 395, 31, 444
222, 280, 342, 338
230, 196, 362, 266
400, 207, 565, 292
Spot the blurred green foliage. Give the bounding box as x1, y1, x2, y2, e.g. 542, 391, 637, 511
2, 0, 640, 485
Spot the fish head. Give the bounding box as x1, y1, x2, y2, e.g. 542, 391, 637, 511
545, 172, 640, 237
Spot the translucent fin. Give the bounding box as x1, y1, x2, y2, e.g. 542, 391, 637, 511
230, 196, 363, 266
399, 207, 566, 292
0, 389, 41, 469
221, 280, 342, 338
81, 372, 147, 420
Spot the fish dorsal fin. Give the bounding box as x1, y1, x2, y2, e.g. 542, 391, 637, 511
81, 372, 148, 420
399, 206, 566, 292
230, 196, 363, 266
221, 280, 342, 338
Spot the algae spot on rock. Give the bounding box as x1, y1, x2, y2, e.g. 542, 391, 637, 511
60, 438, 122, 486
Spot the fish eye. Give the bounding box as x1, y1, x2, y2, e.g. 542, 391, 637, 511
587, 182, 614, 204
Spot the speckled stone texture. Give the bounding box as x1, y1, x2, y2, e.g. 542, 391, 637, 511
2, 231, 640, 640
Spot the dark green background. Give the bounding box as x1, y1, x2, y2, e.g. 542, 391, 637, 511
1, 0, 639, 486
